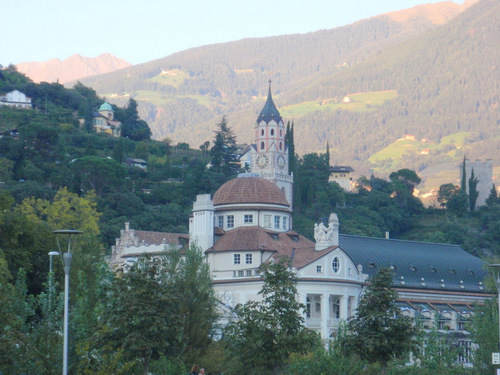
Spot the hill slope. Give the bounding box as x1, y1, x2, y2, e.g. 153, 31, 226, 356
75, 0, 497, 195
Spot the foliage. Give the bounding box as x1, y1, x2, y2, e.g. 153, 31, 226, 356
119, 98, 152, 141
209, 116, 238, 176
97, 255, 184, 374
469, 298, 498, 373
287, 327, 364, 375
468, 168, 479, 212
223, 257, 318, 374
340, 268, 417, 372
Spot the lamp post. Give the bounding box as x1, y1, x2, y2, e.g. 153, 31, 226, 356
53, 230, 83, 375
489, 264, 500, 351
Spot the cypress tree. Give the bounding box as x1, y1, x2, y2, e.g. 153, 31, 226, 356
461, 156, 467, 192
468, 168, 479, 211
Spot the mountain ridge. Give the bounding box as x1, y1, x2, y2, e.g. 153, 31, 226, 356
15, 53, 131, 84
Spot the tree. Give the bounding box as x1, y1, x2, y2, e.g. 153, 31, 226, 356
97, 255, 183, 375
120, 99, 152, 141
340, 268, 417, 373
486, 184, 499, 206
223, 257, 318, 374
71, 156, 127, 196
173, 243, 219, 365
468, 168, 479, 211
469, 298, 498, 373
461, 156, 467, 191
437, 183, 460, 208
209, 117, 238, 176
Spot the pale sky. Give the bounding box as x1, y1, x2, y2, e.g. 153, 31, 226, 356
1, 0, 464, 67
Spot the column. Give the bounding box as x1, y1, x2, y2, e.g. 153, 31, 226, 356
321, 294, 330, 340
349, 296, 359, 317
340, 295, 349, 320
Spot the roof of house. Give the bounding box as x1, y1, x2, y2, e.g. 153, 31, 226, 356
207, 226, 487, 293
207, 226, 329, 269
337, 234, 487, 292
256, 83, 282, 124
213, 176, 290, 207
99, 101, 113, 112
130, 230, 189, 246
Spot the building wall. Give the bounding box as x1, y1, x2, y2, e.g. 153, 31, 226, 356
461, 159, 493, 207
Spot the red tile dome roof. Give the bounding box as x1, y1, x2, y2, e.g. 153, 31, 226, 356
213, 177, 289, 206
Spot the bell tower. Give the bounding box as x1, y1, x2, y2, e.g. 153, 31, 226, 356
251, 81, 293, 207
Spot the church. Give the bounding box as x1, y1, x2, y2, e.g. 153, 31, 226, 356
111, 84, 490, 348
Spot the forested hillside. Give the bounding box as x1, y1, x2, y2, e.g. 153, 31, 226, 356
74, 0, 498, 196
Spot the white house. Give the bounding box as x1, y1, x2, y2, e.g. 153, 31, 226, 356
0, 90, 32, 109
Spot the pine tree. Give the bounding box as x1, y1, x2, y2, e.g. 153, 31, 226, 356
209, 117, 238, 176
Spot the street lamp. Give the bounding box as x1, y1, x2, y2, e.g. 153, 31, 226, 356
489, 264, 500, 350
53, 230, 83, 375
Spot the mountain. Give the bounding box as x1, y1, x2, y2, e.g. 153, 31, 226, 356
16, 53, 131, 84
75, 0, 497, 197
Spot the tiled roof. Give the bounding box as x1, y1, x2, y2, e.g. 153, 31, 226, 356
338, 234, 487, 292
133, 230, 188, 245
207, 226, 331, 269
213, 176, 290, 207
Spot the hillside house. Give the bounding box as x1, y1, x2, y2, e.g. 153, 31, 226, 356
0, 90, 32, 109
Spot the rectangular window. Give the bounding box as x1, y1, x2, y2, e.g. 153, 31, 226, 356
274, 216, 280, 229
316, 265, 322, 273
282, 216, 287, 230
238, 270, 244, 277
246, 270, 253, 276
244, 214, 253, 224
246, 254, 252, 264
233, 254, 240, 264
227, 215, 234, 228
263, 215, 272, 228
218, 216, 224, 228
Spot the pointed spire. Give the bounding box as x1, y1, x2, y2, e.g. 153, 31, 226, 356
257, 81, 282, 124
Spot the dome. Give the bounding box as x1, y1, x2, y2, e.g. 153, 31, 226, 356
213, 177, 289, 206
99, 101, 113, 112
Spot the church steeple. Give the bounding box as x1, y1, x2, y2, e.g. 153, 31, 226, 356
251, 82, 293, 210
257, 80, 282, 125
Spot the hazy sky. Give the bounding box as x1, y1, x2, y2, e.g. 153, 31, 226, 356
2, 0, 464, 67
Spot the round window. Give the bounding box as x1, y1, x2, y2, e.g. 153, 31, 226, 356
332, 257, 340, 273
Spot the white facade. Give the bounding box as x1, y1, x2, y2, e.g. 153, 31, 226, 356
0, 90, 32, 109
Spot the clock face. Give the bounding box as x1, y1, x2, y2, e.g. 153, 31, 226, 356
277, 155, 285, 169
256, 154, 269, 169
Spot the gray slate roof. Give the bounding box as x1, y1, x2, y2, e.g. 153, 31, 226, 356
339, 234, 487, 293
257, 83, 282, 124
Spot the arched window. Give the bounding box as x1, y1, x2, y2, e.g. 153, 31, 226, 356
260, 141, 265, 150
279, 142, 282, 150
261, 129, 264, 136
270, 129, 274, 136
